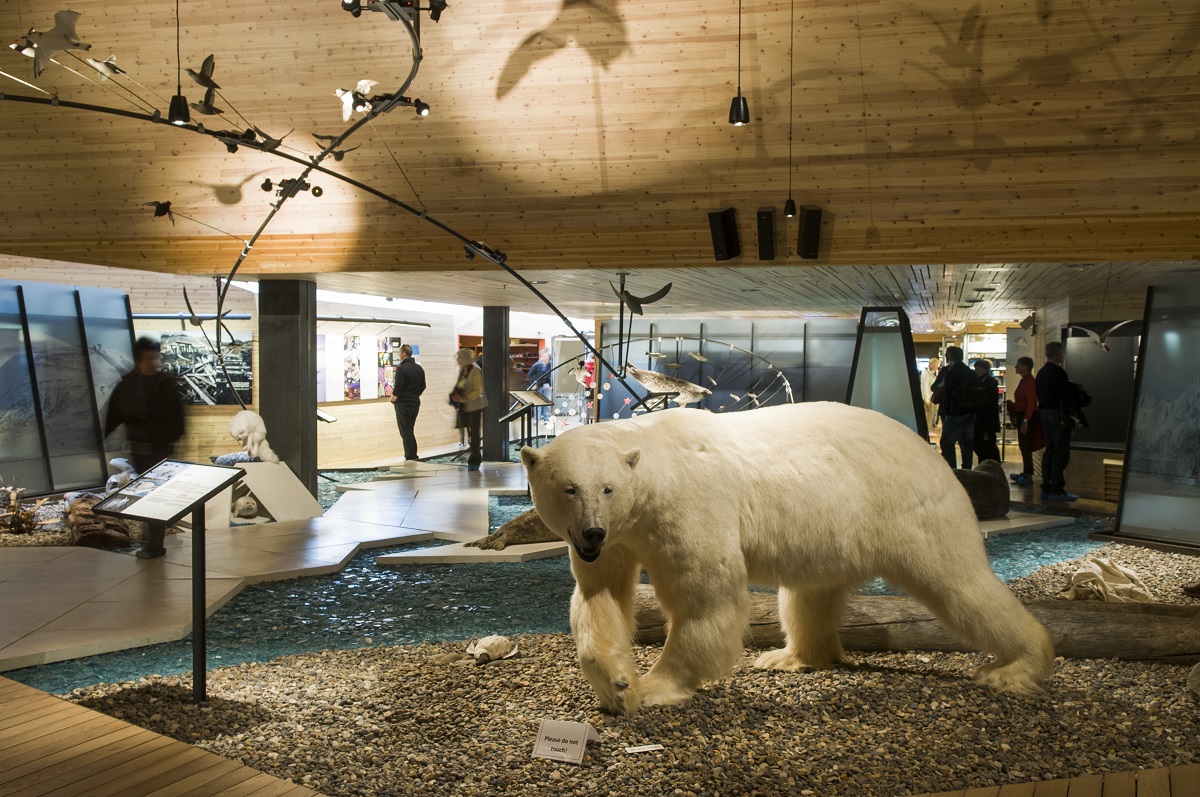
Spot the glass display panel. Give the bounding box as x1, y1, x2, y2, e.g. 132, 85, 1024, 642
20, 283, 106, 490
0, 280, 50, 492
1117, 282, 1200, 548
803, 319, 856, 402
848, 310, 922, 434
77, 286, 135, 462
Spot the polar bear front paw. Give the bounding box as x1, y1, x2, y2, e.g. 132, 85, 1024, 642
581, 657, 641, 715
638, 671, 695, 707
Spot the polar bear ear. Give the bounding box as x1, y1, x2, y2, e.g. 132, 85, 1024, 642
625, 449, 641, 469
520, 446, 540, 470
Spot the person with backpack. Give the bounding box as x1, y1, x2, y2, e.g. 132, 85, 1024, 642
931, 345, 977, 469
971, 359, 1002, 463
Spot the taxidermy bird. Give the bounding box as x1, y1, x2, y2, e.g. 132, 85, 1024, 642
311, 135, 360, 161
688, 352, 708, 362
625, 363, 711, 406
334, 79, 378, 121
1065, 320, 1137, 352
26, 10, 92, 78
252, 127, 291, 152
190, 86, 223, 116
186, 54, 220, 89
609, 280, 672, 315
144, 201, 174, 225
85, 54, 123, 80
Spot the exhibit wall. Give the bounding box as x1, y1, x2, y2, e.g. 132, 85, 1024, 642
596, 318, 855, 419
1063, 322, 1141, 452
1115, 282, 1200, 549
0, 279, 133, 493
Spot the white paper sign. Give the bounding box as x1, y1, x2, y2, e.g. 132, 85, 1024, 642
532, 719, 600, 764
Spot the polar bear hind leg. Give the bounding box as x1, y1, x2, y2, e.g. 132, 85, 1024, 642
754, 584, 850, 671
886, 565, 1055, 695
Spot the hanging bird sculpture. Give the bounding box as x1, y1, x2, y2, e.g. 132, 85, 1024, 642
334, 79, 378, 121
144, 201, 174, 225
186, 54, 220, 89
609, 280, 672, 315
190, 86, 223, 115
26, 10, 92, 78
312, 135, 360, 160
85, 54, 123, 80
1065, 320, 1137, 353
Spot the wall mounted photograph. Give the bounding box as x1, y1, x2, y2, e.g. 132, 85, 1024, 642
144, 331, 253, 406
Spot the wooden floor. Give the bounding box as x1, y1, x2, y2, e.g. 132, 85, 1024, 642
0, 676, 324, 797
916, 764, 1200, 796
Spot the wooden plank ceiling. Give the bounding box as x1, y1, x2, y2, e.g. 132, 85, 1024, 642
0, 0, 1197, 325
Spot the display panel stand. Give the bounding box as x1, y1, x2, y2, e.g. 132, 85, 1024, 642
501, 390, 554, 448
92, 459, 243, 703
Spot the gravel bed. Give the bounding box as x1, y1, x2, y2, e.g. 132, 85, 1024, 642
67, 636, 1197, 797
61, 541, 1200, 797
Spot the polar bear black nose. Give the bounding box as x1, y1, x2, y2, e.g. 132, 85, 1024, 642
582, 527, 606, 548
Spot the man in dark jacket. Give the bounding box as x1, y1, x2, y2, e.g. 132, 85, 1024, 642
1035, 340, 1078, 502
972, 359, 1002, 463
391, 344, 426, 460
104, 337, 186, 558
932, 345, 977, 469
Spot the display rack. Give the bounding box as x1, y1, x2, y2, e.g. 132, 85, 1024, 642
457, 335, 545, 376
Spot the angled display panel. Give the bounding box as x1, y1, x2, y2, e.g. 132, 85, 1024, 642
78, 286, 136, 462
846, 308, 927, 439
1116, 281, 1200, 549
0, 280, 50, 493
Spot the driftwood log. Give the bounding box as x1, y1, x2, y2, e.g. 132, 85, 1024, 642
633, 584, 1200, 664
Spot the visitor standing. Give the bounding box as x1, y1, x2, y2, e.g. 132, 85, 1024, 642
452, 348, 487, 471
919, 356, 941, 435
932, 346, 977, 470
1035, 340, 1079, 502
971, 359, 1002, 463
1006, 356, 1042, 486
526, 346, 553, 427
104, 337, 186, 559
391, 344, 426, 461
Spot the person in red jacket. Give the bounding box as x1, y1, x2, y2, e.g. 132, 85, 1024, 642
1006, 356, 1043, 486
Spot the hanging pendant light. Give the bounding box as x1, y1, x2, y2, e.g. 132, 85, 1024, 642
728, 0, 750, 126
168, 0, 189, 125
782, 0, 792, 214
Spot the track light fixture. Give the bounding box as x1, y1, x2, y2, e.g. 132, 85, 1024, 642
340, 0, 449, 23
728, 0, 749, 126
168, 0, 189, 126
414, 98, 430, 117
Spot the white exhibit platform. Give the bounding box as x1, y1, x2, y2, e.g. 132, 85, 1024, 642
376, 540, 569, 565
979, 510, 1074, 538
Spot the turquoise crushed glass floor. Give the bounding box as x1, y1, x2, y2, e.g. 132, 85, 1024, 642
5, 482, 1107, 695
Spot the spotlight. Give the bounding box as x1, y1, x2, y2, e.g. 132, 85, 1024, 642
341, 0, 363, 17
464, 244, 476, 261
414, 99, 430, 117
728, 95, 749, 126
311, 186, 324, 197
224, 141, 239, 153
168, 93, 190, 126
261, 178, 273, 192
428, 0, 447, 22
784, 197, 797, 218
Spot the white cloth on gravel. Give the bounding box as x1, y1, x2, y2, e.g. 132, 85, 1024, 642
1058, 557, 1155, 603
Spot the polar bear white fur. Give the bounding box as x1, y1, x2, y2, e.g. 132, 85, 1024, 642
520, 402, 1054, 715
228, 410, 280, 464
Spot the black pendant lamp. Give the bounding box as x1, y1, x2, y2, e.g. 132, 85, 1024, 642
783, 0, 796, 216
728, 0, 750, 126
168, 0, 189, 125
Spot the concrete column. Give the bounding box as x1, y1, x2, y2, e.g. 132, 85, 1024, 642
482, 306, 510, 461
258, 280, 317, 495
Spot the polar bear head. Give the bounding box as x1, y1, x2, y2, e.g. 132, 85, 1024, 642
520, 440, 641, 563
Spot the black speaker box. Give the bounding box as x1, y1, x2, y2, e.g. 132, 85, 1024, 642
707, 208, 740, 261
798, 206, 822, 259
756, 209, 775, 261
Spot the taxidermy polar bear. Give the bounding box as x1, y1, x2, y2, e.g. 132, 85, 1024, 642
521, 402, 1054, 715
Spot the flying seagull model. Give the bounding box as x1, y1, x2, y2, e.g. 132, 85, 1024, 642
610, 280, 671, 315
186, 54, 220, 89
26, 10, 92, 78
144, 200, 175, 225
1065, 320, 1137, 352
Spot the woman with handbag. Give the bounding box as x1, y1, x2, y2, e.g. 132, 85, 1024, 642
451, 348, 488, 471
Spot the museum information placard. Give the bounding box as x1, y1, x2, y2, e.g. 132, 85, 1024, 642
93, 459, 243, 526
